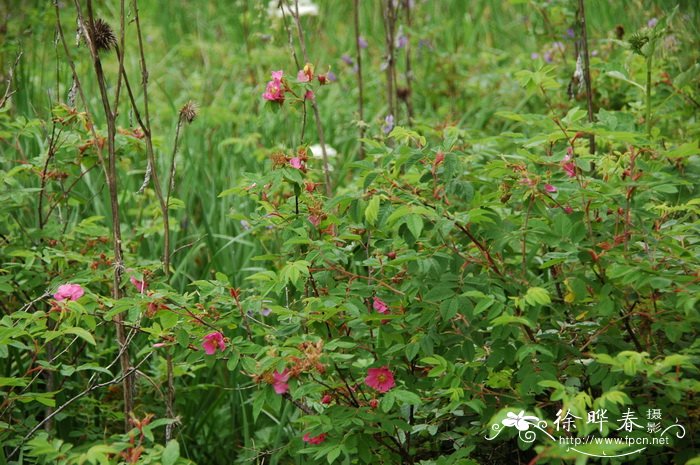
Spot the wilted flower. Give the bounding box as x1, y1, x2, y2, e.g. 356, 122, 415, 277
272, 369, 290, 394
53, 283, 84, 301
202, 331, 226, 355
561, 152, 576, 178
372, 297, 389, 314
308, 215, 321, 227
302, 433, 326, 445
90, 18, 117, 52
179, 101, 198, 124
365, 366, 395, 393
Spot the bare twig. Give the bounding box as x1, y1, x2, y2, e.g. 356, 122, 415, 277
0, 51, 21, 110
9, 353, 153, 460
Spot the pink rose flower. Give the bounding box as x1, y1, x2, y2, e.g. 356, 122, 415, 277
302, 433, 327, 445
130, 276, 147, 293
544, 184, 557, 193
372, 297, 389, 314
561, 148, 576, 178
304, 90, 315, 100
263, 70, 285, 102
321, 394, 332, 404
365, 366, 395, 393
202, 331, 226, 355
273, 369, 290, 394
289, 157, 303, 169
53, 283, 84, 301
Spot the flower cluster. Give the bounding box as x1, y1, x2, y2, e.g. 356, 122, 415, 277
262, 64, 332, 107
263, 70, 285, 103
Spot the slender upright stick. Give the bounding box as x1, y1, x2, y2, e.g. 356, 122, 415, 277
645, 40, 656, 139
77, 0, 134, 428
353, 0, 366, 159
577, 0, 595, 154
402, 0, 414, 122
382, 0, 398, 122
289, 0, 332, 196
131, 0, 171, 277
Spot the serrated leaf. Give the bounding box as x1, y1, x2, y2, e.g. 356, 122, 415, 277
365, 196, 380, 226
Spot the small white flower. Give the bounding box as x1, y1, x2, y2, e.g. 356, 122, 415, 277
502, 411, 540, 431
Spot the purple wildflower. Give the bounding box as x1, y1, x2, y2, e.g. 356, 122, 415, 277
382, 114, 394, 134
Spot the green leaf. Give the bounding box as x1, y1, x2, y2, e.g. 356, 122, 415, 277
365, 196, 380, 226
162, 440, 180, 465
393, 389, 422, 405
64, 327, 96, 345
524, 287, 551, 306
405, 214, 423, 239
326, 445, 342, 464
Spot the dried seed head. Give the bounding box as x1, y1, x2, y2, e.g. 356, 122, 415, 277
91, 18, 117, 52
179, 101, 198, 124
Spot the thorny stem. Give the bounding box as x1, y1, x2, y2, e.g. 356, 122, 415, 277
353, 0, 366, 159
